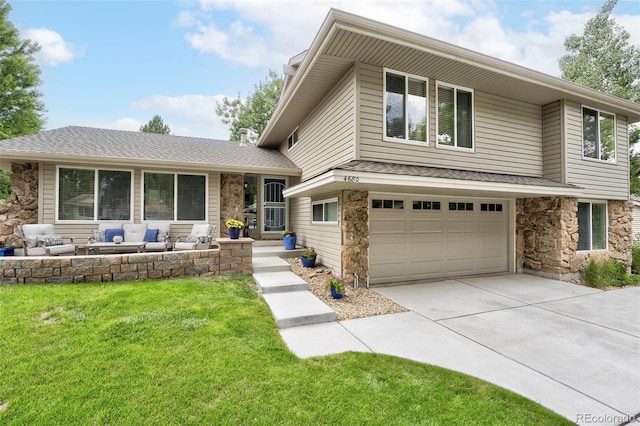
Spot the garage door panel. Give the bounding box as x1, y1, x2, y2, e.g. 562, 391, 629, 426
371, 219, 406, 234
445, 258, 478, 275
447, 220, 476, 233
479, 257, 508, 272
410, 219, 444, 233
409, 240, 444, 256
446, 239, 477, 257
370, 241, 406, 262
409, 260, 445, 279
479, 219, 506, 233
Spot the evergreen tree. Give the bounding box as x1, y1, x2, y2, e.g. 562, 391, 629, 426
139, 114, 171, 134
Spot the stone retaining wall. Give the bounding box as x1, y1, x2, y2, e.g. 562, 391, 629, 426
0, 238, 253, 285
341, 190, 369, 285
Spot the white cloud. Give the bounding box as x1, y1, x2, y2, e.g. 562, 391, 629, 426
132, 94, 231, 139
22, 28, 83, 66
83, 118, 142, 133
179, 0, 639, 79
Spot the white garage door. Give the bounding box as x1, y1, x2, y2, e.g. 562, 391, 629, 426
369, 195, 509, 284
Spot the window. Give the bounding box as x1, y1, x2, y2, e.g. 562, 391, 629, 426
583, 107, 615, 162
372, 199, 404, 209
287, 129, 299, 149
57, 167, 132, 221
312, 199, 338, 223
412, 200, 441, 210
437, 82, 473, 149
143, 172, 206, 221
480, 203, 503, 212
449, 202, 474, 211
577, 201, 607, 251
384, 70, 428, 142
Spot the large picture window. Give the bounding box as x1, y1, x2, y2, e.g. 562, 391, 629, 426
143, 172, 206, 221
384, 70, 427, 142
582, 107, 615, 162
312, 198, 338, 223
577, 201, 607, 251
57, 167, 132, 221
437, 82, 473, 149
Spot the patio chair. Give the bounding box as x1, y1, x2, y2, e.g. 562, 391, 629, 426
173, 224, 216, 251
17, 224, 77, 256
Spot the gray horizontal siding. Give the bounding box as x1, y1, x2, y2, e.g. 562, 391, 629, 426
358, 64, 543, 176
543, 101, 563, 182
564, 102, 629, 199
282, 66, 356, 180
42, 162, 220, 244
288, 194, 342, 272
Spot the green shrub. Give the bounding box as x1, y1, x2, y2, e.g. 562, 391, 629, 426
584, 255, 640, 288
632, 237, 640, 274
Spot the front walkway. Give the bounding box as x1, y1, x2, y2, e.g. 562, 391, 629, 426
279, 274, 640, 426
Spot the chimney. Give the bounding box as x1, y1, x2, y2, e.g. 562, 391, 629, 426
239, 128, 248, 146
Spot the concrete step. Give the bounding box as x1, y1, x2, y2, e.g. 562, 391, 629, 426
253, 256, 292, 273
263, 291, 335, 328
253, 271, 308, 294
253, 245, 304, 259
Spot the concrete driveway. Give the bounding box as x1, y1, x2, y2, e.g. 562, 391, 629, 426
279, 274, 640, 425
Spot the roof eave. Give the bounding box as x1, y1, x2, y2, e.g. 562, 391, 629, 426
283, 169, 583, 199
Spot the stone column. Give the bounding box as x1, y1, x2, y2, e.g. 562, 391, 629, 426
341, 190, 369, 286
0, 162, 39, 247
607, 200, 632, 266
219, 173, 244, 238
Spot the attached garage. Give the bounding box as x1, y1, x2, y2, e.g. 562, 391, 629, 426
369, 194, 513, 284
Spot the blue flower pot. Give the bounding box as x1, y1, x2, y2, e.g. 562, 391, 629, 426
229, 228, 241, 240
301, 256, 316, 268
330, 287, 343, 299
283, 235, 296, 250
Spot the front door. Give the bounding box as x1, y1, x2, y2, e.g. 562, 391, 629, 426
262, 177, 287, 234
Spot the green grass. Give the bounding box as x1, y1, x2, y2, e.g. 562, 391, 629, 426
584, 255, 640, 288
0, 277, 572, 425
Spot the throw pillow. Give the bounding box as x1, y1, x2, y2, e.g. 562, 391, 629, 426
144, 228, 159, 243
185, 235, 206, 244
91, 229, 106, 243
157, 230, 170, 242
104, 228, 125, 243
36, 235, 65, 247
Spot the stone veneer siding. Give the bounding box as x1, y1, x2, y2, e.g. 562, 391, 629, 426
341, 190, 369, 285
517, 197, 632, 279
0, 162, 39, 247
0, 238, 253, 285
219, 173, 244, 238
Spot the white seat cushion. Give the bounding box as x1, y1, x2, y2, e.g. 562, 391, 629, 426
123, 224, 147, 242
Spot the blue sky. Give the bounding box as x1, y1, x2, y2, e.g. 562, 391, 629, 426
7, 0, 640, 139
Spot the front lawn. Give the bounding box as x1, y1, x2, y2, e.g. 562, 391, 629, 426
0, 277, 572, 425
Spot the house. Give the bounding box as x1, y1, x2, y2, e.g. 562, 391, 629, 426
1, 9, 639, 285
631, 196, 640, 241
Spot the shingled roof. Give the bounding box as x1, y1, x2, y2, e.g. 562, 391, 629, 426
334, 160, 582, 189
0, 126, 299, 174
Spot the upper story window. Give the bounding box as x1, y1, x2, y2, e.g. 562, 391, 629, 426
582, 107, 615, 162
312, 198, 338, 223
57, 167, 132, 222
143, 172, 207, 221
287, 128, 299, 149
436, 82, 474, 150
384, 70, 428, 143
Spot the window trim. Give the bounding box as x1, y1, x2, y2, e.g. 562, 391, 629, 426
55, 165, 134, 223
577, 200, 608, 252
141, 170, 209, 222
435, 81, 475, 152
581, 106, 617, 164
311, 198, 339, 224
287, 128, 299, 150
382, 68, 429, 145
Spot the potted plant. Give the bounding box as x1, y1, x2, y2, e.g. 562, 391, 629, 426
325, 273, 348, 299
301, 247, 317, 267
225, 219, 245, 240
282, 230, 296, 250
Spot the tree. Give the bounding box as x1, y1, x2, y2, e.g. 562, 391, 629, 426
559, 0, 640, 103
559, 0, 640, 193
215, 69, 283, 142
0, 0, 46, 198
139, 114, 171, 134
